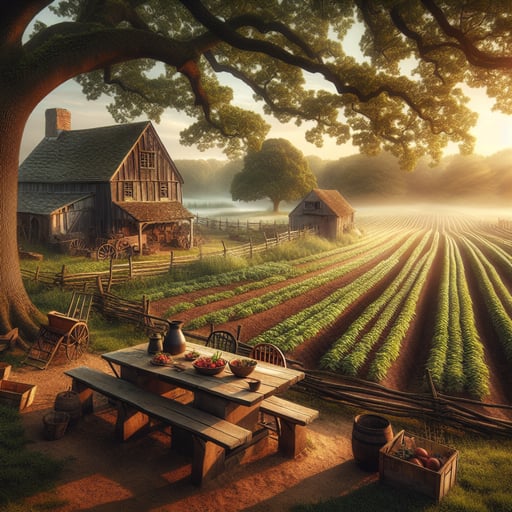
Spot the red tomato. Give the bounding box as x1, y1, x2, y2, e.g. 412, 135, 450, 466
414, 447, 429, 458
409, 457, 423, 467
426, 457, 441, 471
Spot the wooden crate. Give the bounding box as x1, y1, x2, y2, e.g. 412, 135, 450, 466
379, 430, 458, 502
0, 362, 11, 380
0, 380, 37, 410
47, 311, 78, 333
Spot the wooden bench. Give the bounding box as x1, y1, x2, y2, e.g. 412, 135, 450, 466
259, 395, 319, 458
64, 366, 252, 485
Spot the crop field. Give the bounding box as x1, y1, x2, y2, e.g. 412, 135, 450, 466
152, 208, 512, 405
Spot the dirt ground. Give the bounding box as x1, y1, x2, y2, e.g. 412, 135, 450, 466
10, 353, 378, 512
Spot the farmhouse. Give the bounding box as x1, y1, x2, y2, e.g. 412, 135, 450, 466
289, 189, 355, 240
17, 108, 194, 254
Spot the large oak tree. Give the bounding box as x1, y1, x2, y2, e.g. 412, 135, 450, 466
2, 1, 512, 340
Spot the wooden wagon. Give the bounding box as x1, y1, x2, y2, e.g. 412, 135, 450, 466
24, 292, 93, 369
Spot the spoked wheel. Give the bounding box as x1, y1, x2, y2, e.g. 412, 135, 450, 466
97, 243, 117, 260
65, 322, 90, 360
69, 238, 86, 255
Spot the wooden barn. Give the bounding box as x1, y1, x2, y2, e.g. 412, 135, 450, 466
289, 188, 355, 240
17, 108, 194, 254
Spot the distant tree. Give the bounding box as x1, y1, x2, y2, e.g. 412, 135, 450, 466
231, 139, 317, 212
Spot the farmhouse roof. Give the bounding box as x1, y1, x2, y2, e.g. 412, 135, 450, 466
17, 192, 93, 215
18, 121, 152, 183
114, 201, 194, 222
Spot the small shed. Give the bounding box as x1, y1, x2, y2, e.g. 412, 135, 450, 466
289, 189, 355, 240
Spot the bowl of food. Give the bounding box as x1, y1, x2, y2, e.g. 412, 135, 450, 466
150, 352, 173, 366
184, 350, 201, 361
229, 358, 257, 378
192, 352, 227, 375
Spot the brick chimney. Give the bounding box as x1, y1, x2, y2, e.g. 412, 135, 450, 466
45, 108, 71, 138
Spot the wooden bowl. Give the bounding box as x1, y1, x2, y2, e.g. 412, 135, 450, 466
247, 378, 261, 392
229, 359, 257, 378
193, 358, 226, 375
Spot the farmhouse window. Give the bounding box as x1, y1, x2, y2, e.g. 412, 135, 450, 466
140, 151, 156, 169
160, 183, 169, 198
124, 182, 134, 200
305, 201, 321, 210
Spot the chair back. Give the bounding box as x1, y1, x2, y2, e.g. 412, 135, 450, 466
205, 330, 238, 353
250, 343, 287, 367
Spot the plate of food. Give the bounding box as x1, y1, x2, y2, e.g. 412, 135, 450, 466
150, 352, 173, 366
184, 350, 201, 361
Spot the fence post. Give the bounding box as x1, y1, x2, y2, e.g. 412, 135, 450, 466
60, 265, 66, 288
263, 232, 268, 249
128, 254, 133, 278
169, 251, 174, 272
222, 240, 227, 257
249, 238, 253, 259
34, 265, 40, 282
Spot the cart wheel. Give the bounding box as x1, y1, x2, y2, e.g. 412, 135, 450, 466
69, 238, 86, 256
97, 243, 117, 260
65, 322, 89, 360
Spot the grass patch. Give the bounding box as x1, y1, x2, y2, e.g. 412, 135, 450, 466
0, 405, 62, 506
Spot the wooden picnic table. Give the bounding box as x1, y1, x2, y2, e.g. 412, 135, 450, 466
101, 342, 305, 431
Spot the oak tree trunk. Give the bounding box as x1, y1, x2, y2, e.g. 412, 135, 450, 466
0, 98, 45, 342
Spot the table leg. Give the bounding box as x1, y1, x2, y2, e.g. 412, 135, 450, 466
193, 391, 259, 430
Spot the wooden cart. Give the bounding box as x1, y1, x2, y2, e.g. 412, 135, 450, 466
95, 233, 146, 260
24, 292, 93, 369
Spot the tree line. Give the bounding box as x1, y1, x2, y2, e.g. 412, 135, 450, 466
177, 148, 512, 205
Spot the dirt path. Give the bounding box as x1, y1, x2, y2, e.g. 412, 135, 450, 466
11, 354, 375, 512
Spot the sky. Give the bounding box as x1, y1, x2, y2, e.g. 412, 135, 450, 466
19, 7, 512, 165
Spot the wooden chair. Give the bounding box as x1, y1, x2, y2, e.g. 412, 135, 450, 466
205, 330, 238, 354
250, 343, 287, 434
250, 343, 287, 368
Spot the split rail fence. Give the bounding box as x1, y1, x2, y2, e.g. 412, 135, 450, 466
21, 228, 312, 291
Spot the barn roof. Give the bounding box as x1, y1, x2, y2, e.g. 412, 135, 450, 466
18, 121, 151, 183
114, 201, 194, 222
313, 189, 355, 216
289, 188, 355, 217
17, 192, 93, 215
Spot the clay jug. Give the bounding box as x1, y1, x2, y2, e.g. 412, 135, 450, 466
163, 320, 186, 355
147, 332, 163, 354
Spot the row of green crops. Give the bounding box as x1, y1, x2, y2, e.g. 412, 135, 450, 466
320, 230, 434, 375
165, 229, 402, 317
186, 229, 415, 330
459, 235, 512, 362
248, 231, 425, 352
426, 235, 490, 398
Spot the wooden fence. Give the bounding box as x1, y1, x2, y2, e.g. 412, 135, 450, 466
299, 370, 512, 437
195, 215, 289, 232
21, 228, 313, 291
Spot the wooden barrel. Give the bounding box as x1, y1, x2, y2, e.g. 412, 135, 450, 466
54, 391, 81, 425
352, 414, 393, 472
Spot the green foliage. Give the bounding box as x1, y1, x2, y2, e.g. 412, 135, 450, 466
231, 139, 317, 212
0, 405, 62, 505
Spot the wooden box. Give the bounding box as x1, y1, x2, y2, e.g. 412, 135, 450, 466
0, 380, 37, 410
47, 311, 78, 333
0, 362, 12, 380
379, 430, 458, 502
